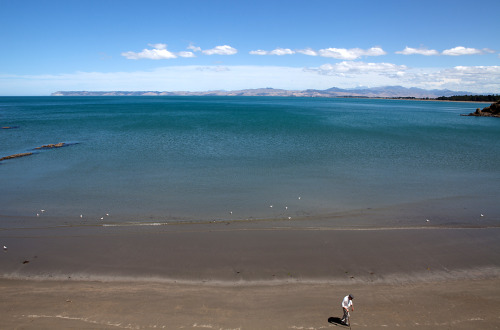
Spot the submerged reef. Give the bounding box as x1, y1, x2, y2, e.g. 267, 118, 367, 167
1, 142, 77, 163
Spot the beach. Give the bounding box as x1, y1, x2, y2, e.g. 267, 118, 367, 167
1, 277, 499, 329
1, 222, 499, 329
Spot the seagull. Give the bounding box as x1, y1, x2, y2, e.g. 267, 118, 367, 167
480, 214, 484, 217
285, 206, 288, 210
230, 211, 233, 215
298, 197, 301, 200
106, 213, 109, 216
288, 217, 292, 220
3, 245, 7, 251
41, 209, 45, 213
80, 214, 83, 218
270, 205, 273, 208
100, 217, 104, 220
36, 213, 40, 217
426, 219, 430, 222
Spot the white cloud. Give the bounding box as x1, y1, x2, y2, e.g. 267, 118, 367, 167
317, 47, 386, 60
202, 45, 237, 55
187, 44, 202, 52
122, 44, 178, 60
122, 44, 238, 59
270, 48, 295, 55
396, 46, 495, 56
442, 46, 483, 56
296, 48, 318, 56
309, 61, 408, 76
249, 48, 295, 55
403, 65, 500, 90
177, 51, 196, 58
396, 46, 440, 56
148, 43, 167, 50
249, 49, 268, 55
249, 46, 385, 58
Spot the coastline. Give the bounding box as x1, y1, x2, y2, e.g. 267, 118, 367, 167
2, 221, 499, 328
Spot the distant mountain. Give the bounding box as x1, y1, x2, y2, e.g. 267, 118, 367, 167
52, 86, 474, 98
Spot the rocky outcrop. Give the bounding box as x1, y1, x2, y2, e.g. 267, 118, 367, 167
464, 101, 500, 117
35, 142, 67, 149
0, 152, 33, 161
1, 142, 76, 162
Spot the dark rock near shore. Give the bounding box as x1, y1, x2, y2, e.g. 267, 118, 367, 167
0, 152, 33, 161
35, 142, 67, 149
463, 101, 500, 117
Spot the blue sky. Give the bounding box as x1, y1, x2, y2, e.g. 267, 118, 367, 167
1, 0, 499, 95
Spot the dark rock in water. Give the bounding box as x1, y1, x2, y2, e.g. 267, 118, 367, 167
1, 126, 20, 129
463, 101, 500, 117
0, 152, 33, 161
1, 142, 78, 162
35, 142, 67, 149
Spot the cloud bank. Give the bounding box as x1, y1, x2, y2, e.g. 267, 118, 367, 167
397, 46, 495, 56
122, 44, 237, 59
250, 46, 386, 60
2, 63, 499, 95
123, 44, 497, 61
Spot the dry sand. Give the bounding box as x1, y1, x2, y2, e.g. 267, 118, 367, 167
1, 278, 499, 329
1, 223, 500, 329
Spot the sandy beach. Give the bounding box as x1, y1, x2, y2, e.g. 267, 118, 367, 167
1, 277, 499, 329
1, 222, 500, 329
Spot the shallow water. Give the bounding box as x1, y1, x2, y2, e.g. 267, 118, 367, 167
1, 96, 499, 228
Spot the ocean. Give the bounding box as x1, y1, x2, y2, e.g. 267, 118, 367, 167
1, 96, 499, 229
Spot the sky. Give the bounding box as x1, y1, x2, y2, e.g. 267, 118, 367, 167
1, 0, 499, 95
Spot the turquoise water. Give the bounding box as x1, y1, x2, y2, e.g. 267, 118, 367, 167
1, 96, 499, 228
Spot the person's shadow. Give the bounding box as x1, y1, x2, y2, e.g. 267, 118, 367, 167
328, 317, 347, 327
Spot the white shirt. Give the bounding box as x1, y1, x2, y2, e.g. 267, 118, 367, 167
342, 295, 353, 309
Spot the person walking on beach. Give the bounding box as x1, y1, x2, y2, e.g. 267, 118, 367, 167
341, 294, 354, 326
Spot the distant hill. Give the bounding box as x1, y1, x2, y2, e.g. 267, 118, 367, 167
52, 86, 475, 99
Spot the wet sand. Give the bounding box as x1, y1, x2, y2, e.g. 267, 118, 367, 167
1, 222, 500, 328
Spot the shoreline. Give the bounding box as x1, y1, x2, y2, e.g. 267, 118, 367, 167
2, 221, 499, 328
2, 223, 499, 283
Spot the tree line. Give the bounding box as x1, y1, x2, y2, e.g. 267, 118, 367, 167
436, 95, 500, 102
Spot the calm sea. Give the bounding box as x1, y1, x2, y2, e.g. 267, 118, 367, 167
1, 96, 499, 228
